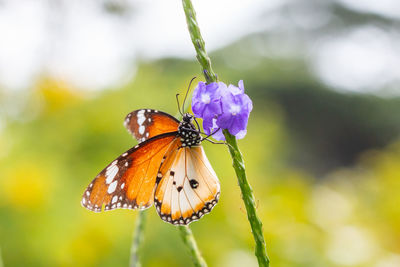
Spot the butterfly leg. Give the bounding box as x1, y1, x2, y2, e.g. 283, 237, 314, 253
200, 128, 222, 140
192, 118, 220, 139
203, 138, 235, 150
203, 138, 227, 145
181, 127, 221, 139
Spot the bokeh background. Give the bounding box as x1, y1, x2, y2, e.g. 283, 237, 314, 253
1, 0, 400, 266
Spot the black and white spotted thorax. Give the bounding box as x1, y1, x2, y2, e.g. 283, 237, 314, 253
178, 114, 201, 148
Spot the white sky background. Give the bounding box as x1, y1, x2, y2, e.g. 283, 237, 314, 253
0, 0, 399, 94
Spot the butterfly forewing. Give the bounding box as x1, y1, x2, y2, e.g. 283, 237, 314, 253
154, 146, 220, 225
83, 108, 221, 226
124, 109, 180, 143
81, 133, 178, 212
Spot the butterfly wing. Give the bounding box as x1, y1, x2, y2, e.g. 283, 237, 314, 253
154, 145, 220, 225
81, 133, 179, 212
124, 109, 180, 143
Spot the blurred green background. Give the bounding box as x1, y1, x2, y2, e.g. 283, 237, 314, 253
1, 1, 400, 267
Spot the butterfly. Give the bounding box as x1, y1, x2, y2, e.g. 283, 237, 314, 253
81, 109, 220, 225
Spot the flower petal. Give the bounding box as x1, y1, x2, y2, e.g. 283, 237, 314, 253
191, 80, 252, 140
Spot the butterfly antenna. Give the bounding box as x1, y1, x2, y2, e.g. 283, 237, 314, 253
182, 76, 196, 114
176, 93, 183, 116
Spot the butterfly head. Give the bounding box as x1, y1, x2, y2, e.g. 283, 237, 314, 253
182, 113, 194, 123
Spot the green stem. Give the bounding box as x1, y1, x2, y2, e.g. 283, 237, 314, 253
130, 210, 147, 267
181, 0, 270, 266
178, 226, 207, 267
182, 0, 217, 84
223, 130, 270, 267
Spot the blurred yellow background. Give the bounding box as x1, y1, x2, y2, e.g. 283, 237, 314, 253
1, 1, 400, 267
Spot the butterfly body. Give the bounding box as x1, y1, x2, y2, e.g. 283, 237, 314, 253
82, 109, 220, 225
177, 114, 202, 148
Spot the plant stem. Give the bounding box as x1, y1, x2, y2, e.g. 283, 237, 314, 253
223, 130, 270, 267
182, 0, 217, 84
130, 210, 147, 267
181, 0, 270, 266
178, 226, 207, 267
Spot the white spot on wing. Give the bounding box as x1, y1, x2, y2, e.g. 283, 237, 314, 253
105, 165, 118, 184
112, 195, 118, 204
121, 183, 125, 189
137, 114, 146, 125
108, 180, 118, 194
139, 125, 145, 135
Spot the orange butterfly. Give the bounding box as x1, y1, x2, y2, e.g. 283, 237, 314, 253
81, 109, 220, 225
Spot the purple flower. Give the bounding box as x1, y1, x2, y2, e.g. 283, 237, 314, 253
191, 80, 253, 141
217, 89, 253, 136
228, 80, 244, 95
191, 82, 222, 121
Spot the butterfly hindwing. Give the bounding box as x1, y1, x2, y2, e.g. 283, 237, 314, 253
83, 109, 221, 226
124, 109, 180, 143
154, 145, 220, 225
81, 133, 178, 212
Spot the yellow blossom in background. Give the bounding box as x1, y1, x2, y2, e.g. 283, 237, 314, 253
0, 162, 51, 210
36, 77, 83, 113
